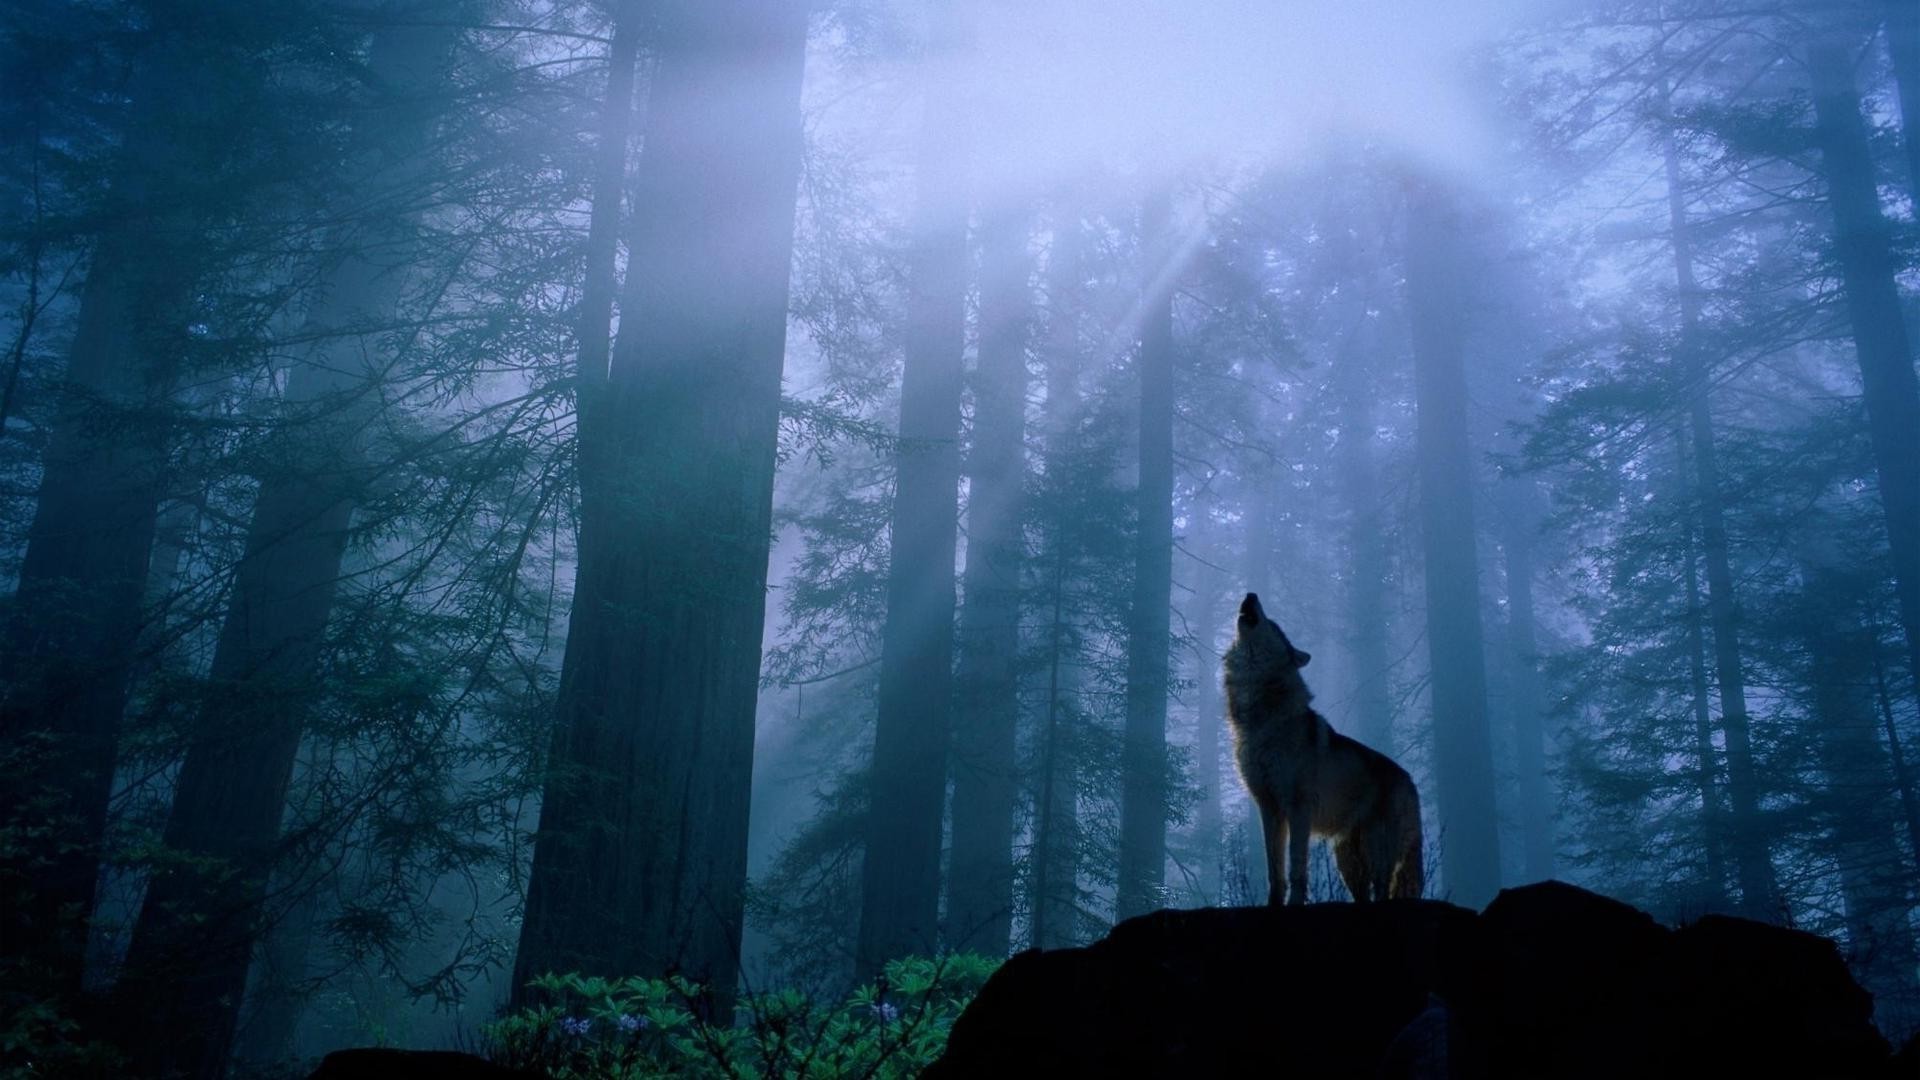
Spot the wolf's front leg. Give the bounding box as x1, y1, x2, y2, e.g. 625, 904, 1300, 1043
1257, 801, 1286, 907
1287, 804, 1311, 905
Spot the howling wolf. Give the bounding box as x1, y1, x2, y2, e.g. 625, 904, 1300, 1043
1224, 593, 1423, 905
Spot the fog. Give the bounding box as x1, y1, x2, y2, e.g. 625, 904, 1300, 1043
1, 0, 1917, 1073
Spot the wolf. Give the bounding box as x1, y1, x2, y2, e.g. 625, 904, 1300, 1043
1223, 592, 1423, 906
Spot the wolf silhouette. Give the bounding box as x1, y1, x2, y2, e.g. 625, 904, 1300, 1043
1223, 593, 1423, 905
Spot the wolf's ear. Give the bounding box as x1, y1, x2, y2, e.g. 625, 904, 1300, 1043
1292, 648, 1312, 668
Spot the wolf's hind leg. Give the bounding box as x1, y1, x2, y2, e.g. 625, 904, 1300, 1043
1333, 836, 1373, 903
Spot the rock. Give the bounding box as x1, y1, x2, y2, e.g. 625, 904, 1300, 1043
929, 881, 1895, 1079
305, 1049, 542, 1079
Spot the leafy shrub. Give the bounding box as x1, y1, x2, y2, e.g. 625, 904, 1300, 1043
485, 953, 997, 1078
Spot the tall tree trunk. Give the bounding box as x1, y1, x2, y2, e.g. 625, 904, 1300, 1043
1798, 544, 1920, 1033
1334, 313, 1393, 754
229, 875, 318, 1070
1115, 190, 1177, 921
1497, 482, 1554, 882
947, 207, 1029, 958
111, 19, 461, 1075
0, 33, 211, 999
855, 1, 972, 977
1185, 529, 1223, 906
1676, 428, 1731, 912
1402, 178, 1502, 907
1808, 42, 1920, 728
1028, 209, 1082, 950
1233, 459, 1276, 901
513, 0, 808, 1003
1869, 636, 1920, 886
1884, 0, 1920, 200
1659, 109, 1779, 918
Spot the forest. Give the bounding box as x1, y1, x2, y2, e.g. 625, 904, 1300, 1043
1, 0, 1918, 1074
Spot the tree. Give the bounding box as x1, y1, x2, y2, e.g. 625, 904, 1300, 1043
1402, 178, 1503, 907
1497, 481, 1555, 882
1028, 206, 1085, 949
514, 0, 810, 1002
856, 0, 973, 978
108, 14, 466, 1074
1115, 189, 1177, 920
0, 0, 335, 1001
1657, 100, 1779, 915
1807, 39, 1920, 719
947, 205, 1029, 957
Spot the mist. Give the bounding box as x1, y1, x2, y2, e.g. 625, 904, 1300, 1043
2, 0, 1918, 1074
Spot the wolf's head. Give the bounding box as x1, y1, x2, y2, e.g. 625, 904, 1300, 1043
1222, 592, 1313, 717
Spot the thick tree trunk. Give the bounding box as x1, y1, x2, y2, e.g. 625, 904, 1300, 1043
1676, 429, 1731, 912
1028, 209, 1082, 950
229, 880, 318, 1070
1658, 115, 1779, 917
1335, 317, 1393, 755
1798, 546, 1920, 1034
947, 207, 1029, 958
1185, 537, 1223, 906
1497, 483, 1554, 883
513, 0, 808, 1003
1115, 190, 1177, 921
855, 1, 972, 977
1884, 0, 1920, 200
0, 40, 208, 998
1402, 178, 1503, 907
1808, 42, 1920, 728
109, 20, 461, 1074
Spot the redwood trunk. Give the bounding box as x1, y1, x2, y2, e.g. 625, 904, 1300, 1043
1403, 179, 1502, 907
856, 0, 972, 976
947, 207, 1028, 958
1116, 190, 1177, 921
513, 0, 808, 1002
1808, 43, 1920, 739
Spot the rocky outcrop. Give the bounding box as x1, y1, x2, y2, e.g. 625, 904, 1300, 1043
928, 881, 1900, 1078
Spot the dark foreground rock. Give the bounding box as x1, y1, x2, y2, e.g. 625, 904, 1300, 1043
306, 1048, 541, 1079
928, 881, 1900, 1079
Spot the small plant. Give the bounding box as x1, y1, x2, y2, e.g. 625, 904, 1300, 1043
485, 952, 997, 1079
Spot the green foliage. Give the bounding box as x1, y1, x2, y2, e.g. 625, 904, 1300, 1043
486, 954, 997, 1079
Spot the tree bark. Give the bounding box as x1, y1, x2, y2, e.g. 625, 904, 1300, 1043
1658, 111, 1779, 917
111, 18, 460, 1074
1497, 482, 1554, 883
1808, 41, 1920, 733
1883, 0, 1920, 200
1334, 312, 1394, 755
1028, 208, 1082, 950
0, 31, 210, 998
1402, 178, 1503, 907
1115, 190, 1177, 921
947, 206, 1029, 958
1675, 428, 1731, 912
855, 0, 972, 978
1798, 545, 1920, 1034
1184, 529, 1223, 906
513, 0, 808, 1003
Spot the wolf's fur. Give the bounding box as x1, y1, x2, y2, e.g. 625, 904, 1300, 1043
1223, 592, 1423, 906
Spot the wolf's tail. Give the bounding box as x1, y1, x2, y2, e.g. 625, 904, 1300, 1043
1387, 780, 1424, 900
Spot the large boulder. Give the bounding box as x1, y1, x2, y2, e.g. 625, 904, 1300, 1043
929, 881, 1897, 1079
